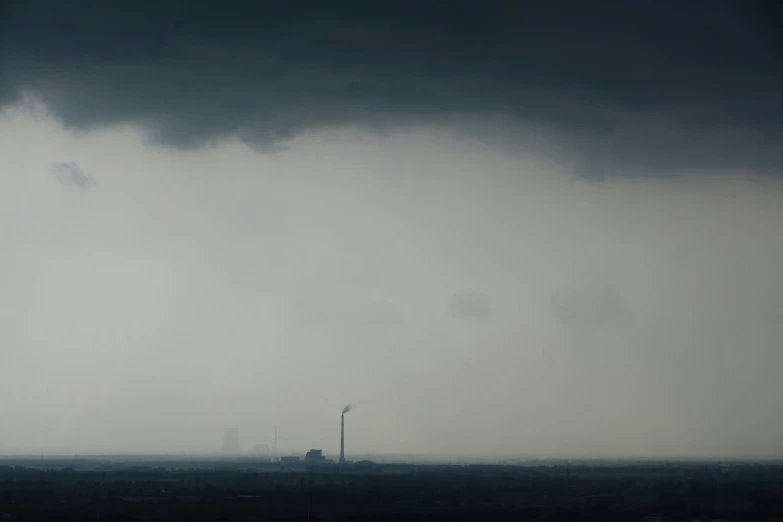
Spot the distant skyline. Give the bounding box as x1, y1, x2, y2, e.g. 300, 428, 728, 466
0, 1, 781, 460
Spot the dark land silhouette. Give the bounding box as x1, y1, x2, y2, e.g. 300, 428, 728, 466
0, 457, 781, 521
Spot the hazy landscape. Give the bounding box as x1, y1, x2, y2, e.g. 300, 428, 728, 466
1, 0, 782, 520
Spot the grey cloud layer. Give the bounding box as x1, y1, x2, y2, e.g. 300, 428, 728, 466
1, 0, 781, 178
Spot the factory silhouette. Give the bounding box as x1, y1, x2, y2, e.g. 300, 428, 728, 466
220, 404, 372, 469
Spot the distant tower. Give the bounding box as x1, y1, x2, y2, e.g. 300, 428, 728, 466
339, 414, 345, 464
222, 428, 240, 454
274, 426, 278, 461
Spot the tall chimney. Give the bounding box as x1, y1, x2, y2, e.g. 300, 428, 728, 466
339, 413, 345, 464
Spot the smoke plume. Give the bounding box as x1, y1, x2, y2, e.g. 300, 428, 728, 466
342, 404, 353, 415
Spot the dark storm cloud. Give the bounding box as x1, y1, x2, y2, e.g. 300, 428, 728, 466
1, 0, 782, 178
50, 162, 96, 190
448, 291, 492, 320
551, 280, 627, 330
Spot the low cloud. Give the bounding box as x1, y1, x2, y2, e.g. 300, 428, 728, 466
447, 291, 492, 320
551, 279, 627, 330
358, 301, 404, 326
50, 161, 96, 190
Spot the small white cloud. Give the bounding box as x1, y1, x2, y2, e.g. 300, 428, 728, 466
51, 161, 96, 190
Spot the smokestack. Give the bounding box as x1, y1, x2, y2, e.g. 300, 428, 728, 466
340, 404, 352, 464
339, 413, 345, 464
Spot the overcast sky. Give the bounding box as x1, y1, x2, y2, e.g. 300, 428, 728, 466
0, 1, 781, 460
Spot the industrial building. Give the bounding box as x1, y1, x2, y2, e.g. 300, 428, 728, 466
280, 456, 300, 464
305, 449, 327, 464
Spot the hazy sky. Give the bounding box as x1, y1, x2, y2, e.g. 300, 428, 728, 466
0, 1, 781, 459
